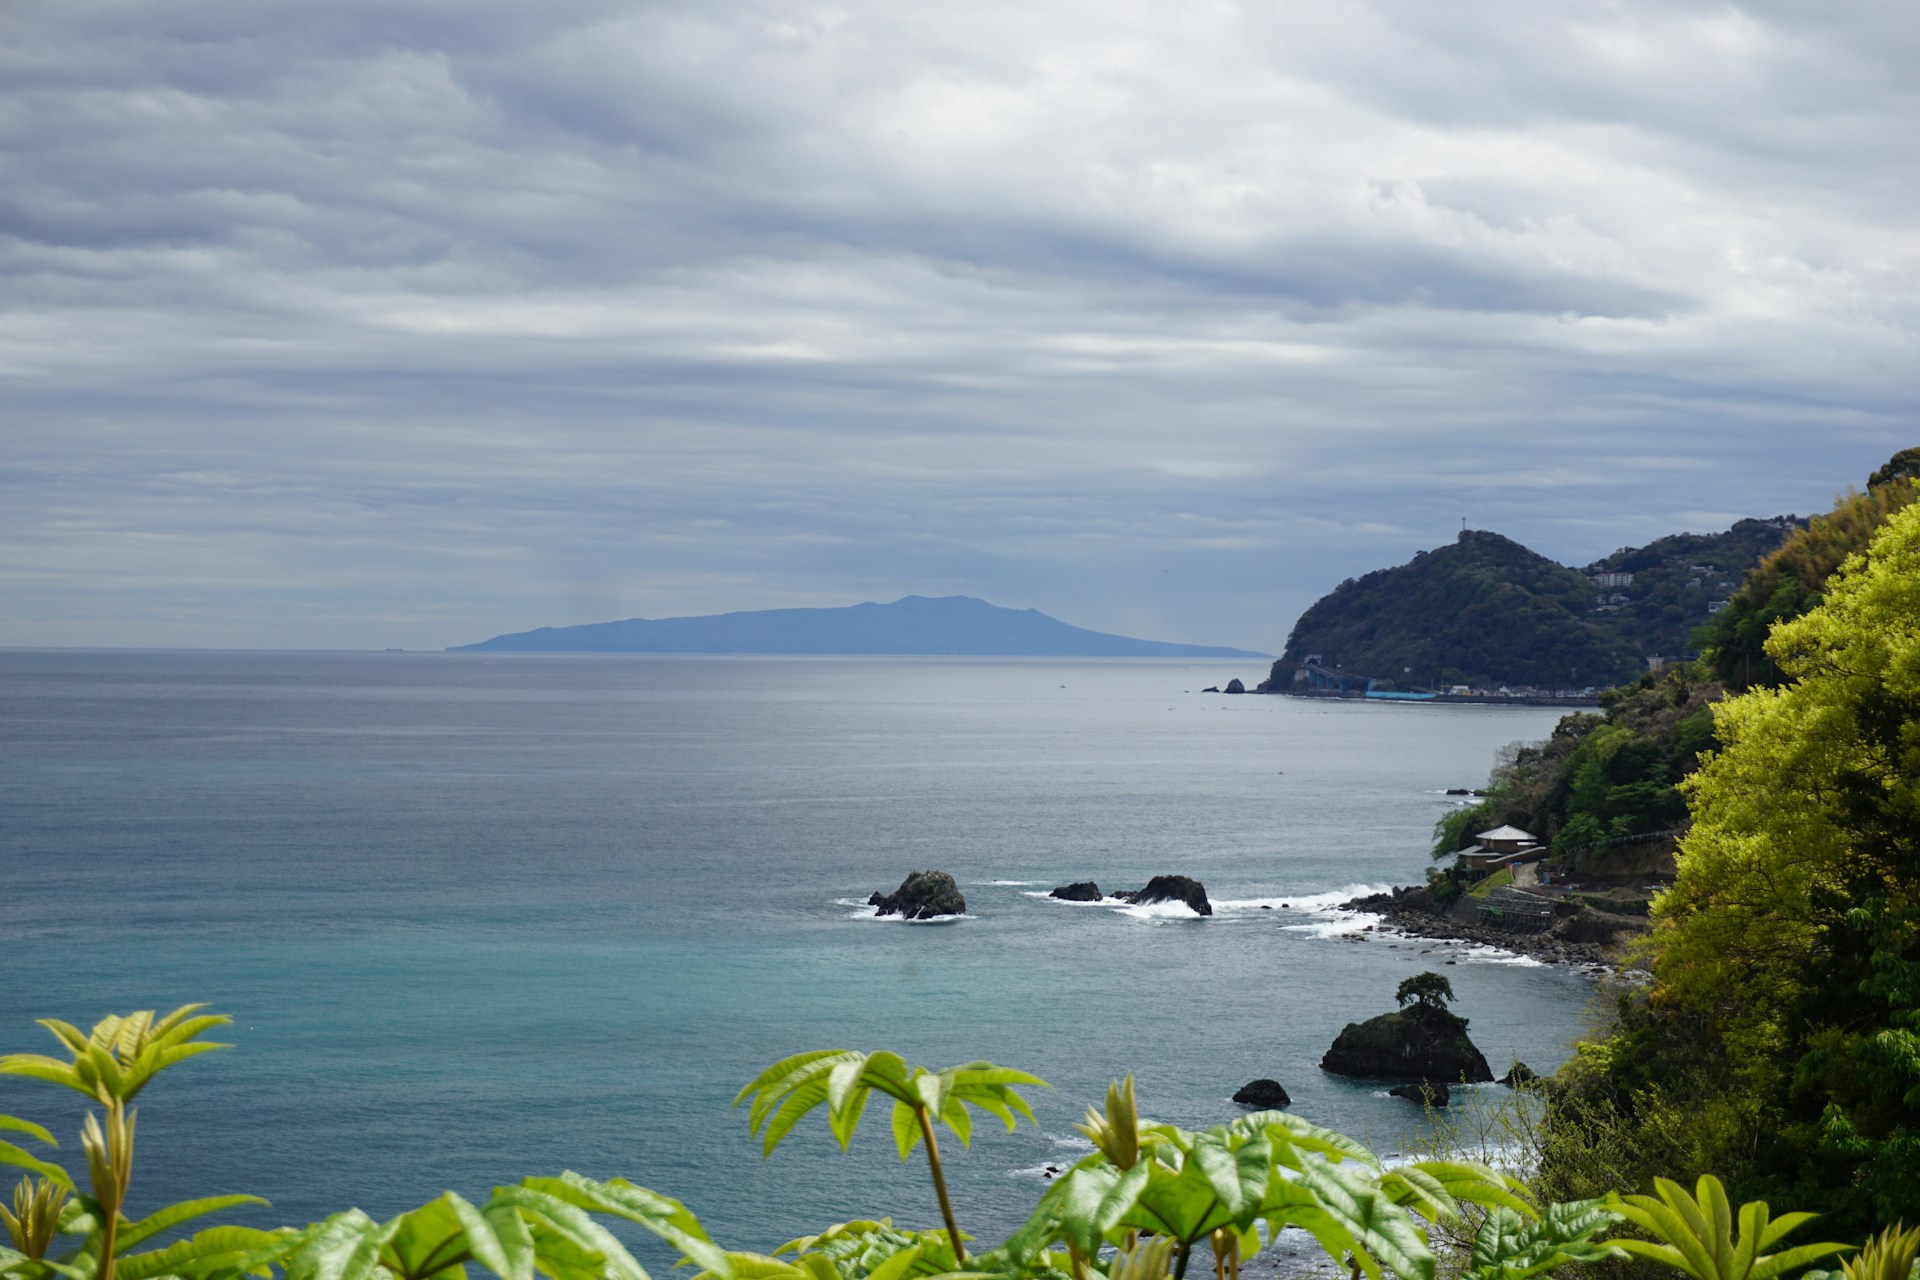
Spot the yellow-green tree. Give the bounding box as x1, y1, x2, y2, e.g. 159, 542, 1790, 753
1633, 496, 1920, 1226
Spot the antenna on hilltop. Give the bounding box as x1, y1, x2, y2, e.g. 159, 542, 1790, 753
1461, 517, 1467, 533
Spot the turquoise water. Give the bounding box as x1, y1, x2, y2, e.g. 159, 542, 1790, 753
0, 651, 1588, 1260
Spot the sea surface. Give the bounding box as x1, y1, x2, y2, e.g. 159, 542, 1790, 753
0, 651, 1591, 1262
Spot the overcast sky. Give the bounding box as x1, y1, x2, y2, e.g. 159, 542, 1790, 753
3, 1, 1915, 652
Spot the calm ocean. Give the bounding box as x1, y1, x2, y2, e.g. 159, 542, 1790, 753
0, 651, 1590, 1261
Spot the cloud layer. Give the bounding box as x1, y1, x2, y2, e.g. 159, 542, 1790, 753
3, 0, 1915, 649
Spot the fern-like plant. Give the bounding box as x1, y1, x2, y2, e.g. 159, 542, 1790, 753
1605, 1176, 1849, 1280
734, 1051, 1045, 1262
0, 1006, 279, 1280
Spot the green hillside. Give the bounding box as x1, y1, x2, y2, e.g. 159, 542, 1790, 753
1582, 517, 1806, 660
1270, 518, 1802, 691
1274, 529, 1640, 689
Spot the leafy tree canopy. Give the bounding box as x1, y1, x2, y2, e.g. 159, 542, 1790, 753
1556, 497, 1920, 1234
1699, 469, 1917, 691
1396, 972, 1456, 1012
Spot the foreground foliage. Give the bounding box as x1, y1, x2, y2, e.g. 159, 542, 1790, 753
1698, 478, 1917, 692
1547, 496, 1920, 1236
0, 1005, 1887, 1280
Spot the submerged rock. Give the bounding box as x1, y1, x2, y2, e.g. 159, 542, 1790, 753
1388, 1081, 1451, 1107
1319, 1004, 1492, 1083
1232, 1078, 1292, 1108
1117, 875, 1213, 916
871, 870, 967, 920
1050, 881, 1103, 902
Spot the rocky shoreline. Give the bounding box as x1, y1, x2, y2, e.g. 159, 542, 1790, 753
1339, 885, 1646, 975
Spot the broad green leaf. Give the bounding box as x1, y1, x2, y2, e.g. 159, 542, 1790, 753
283, 1209, 393, 1280
860, 1054, 913, 1101
891, 1100, 921, 1161
1462, 1200, 1621, 1280
482, 1204, 536, 1280
516, 1174, 727, 1276
1237, 1112, 1379, 1171
0, 1120, 55, 1148
117, 1195, 269, 1253
862, 1242, 924, 1280
38, 1024, 89, 1058
761, 1077, 835, 1157
1607, 1175, 1849, 1280
939, 1097, 971, 1150
1758, 1212, 1821, 1253
1189, 1131, 1268, 1224
381, 1193, 475, 1280
485, 1185, 650, 1280
1124, 1154, 1228, 1244
1379, 1167, 1457, 1225
736, 1052, 861, 1137
115, 1226, 293, 1280
1750, 1243, 1852, 1280
1293, 1157, 1434, 1280
0, 1062, 81, 1098
914, 1075, 945, 1119
1400, 1161, 1535, 1218
697, 1253, 806, 1280
1039, 1161, 1144, 1257
0, 1143, 72, 1191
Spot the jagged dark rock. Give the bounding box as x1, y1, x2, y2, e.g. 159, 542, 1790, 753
1225, 678, 1245, 694
1050, 881, 1103, 902
1117, 875, 1213, 916
1500, 1062, 1538, 1087
1319, 1003, 1492, 1083
1232, 1079, 1291, 1107
871, 870, 967, 920
1202, 686, 1221, 693
1389, 1081, 1451, 1107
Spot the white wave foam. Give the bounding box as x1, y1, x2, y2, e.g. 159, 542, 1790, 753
1115, 898, 1206, 921
836, 898, 971, 924
1023, 890, 1128, 907
1268, 883, 1398, 913
1281, 912, 1381, 938
980, 879, 1040, 886
1048, 1133, 1096, 1152
1210, 896, 1292, 913
1458, 944, 1546, 967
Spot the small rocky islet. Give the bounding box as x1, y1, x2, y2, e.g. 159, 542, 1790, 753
1046, 874, 1213, 914
868, 870, 967, 919
872, 871, 1541, 1106
1319, 1000, 1493, 1085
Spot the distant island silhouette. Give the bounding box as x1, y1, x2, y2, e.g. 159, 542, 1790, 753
450, 594, 1270, 658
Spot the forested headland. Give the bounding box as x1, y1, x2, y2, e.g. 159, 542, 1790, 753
1269, 517, 1810, 692
1430, 448, 1920, 1238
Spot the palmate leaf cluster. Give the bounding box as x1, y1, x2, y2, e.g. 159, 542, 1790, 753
0, 1007, 1890, 1280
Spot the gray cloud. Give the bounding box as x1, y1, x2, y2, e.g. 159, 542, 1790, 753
1, 0, 1914, 650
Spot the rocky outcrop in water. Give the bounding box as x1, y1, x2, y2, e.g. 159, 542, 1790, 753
869, 870, 966, 919
1232, 1078, 1291, 1107
1500, 1062, 1538, 1086
1050, 881, 1103, 902
1319, 1004, 1492, 1083
1117, 875, 1212, 916
1340, 885, 1639, 971
1389, 1081, 1450, 1107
